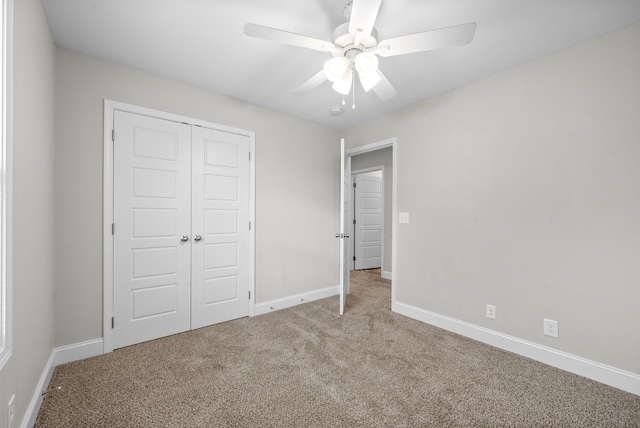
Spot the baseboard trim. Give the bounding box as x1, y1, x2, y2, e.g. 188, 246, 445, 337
381, 270, 392, 280
22, 339, 104, 427
394, 301, 640, 396
22, 350, 55, 428
54, 338, 104, 366
253, 285, 339, 316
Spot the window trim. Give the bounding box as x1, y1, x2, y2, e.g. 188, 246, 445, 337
0, 0, 13, 370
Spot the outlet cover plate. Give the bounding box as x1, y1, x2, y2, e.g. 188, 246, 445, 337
486, 304, 496, 320
544, 318, 558, 338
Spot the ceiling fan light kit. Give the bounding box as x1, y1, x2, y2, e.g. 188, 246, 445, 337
354, 52, 381, 92
331, 68, 353, 95
324, 51, 380, 95
244, 0, 477, 106
324, 56, 351, 83
354, 52, 378, 75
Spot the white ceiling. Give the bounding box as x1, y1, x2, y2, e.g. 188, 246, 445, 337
41, 0, 640, 129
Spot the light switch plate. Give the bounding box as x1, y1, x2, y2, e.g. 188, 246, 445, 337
399, 212, 410, 224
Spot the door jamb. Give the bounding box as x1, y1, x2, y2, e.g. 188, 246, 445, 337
103, 99, 256, 354
346, 138, 397, 312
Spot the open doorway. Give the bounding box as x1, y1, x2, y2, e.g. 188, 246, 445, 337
349, 147, 392, 280
344, 138, 396, 313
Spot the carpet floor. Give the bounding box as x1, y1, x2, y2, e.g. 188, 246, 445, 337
36, 269, 640, 427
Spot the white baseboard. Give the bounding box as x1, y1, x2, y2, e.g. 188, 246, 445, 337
22, 339, 104, 428
381, 270, 392, 280
53, 338, 104, 366
394, 301, 640, 396
22, 350, 55, 428
253, 285, 339, 316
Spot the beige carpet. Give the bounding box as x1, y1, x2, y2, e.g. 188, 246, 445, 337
36, 269, 640, 427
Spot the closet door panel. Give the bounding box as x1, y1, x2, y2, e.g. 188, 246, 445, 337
113, 111, 192, 349
191, 127, 250, 329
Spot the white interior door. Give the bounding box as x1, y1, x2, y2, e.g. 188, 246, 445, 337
191, 126, 250, 329
339, 139, 351, 315
113, 111, 192, 349
354, 171, 383, 270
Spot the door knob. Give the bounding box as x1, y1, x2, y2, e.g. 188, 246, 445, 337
180, 235, 189, 242
194, 235, 202, 242
336, 233, 341, 238
344, 233, 350, 238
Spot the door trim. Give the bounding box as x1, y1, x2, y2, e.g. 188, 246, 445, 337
346, 138, 397, 312
103, 100, 256, 353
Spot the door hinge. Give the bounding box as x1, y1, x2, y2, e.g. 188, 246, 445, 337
111, 223, 115, 235
248, 291, 251, 300
111, 129, 115, 142
111, 317, 114, 329
353, 219, 356, 225
353, 182, 356, 188
353, 256, 356, 261
249, 221, 252, 230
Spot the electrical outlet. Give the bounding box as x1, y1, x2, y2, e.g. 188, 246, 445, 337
486, 304, 496, 320
7, 394, 15, 428
544, 318, 558, 338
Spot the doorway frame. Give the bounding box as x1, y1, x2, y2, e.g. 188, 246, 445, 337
346, 137, 397, 312
349, 166, 385, 274
102, 100, 256, 353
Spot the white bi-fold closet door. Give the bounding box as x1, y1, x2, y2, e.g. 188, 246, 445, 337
113, 110, 250, 349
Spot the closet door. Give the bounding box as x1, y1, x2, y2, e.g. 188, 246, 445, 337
191, 126, 250, 329
113, 111, 192, 349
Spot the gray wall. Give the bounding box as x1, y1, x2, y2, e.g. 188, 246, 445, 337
54, 48, 340, 347
0, 0, 56, 425
342, 23, 640, 373
351, 147, 393, 275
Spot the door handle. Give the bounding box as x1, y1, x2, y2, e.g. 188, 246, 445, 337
194, 235, 202, 242
180, 235, 189, 242
344, 233, 350, 238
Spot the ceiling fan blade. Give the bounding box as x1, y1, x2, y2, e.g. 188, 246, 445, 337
372, 70, 397, 100
244, 23, 339, 53
348, 0, 382, 41
374, 22, 477, 57
294, 70, 328, 94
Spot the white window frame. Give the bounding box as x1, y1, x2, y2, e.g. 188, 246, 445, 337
0, 0, 13, 370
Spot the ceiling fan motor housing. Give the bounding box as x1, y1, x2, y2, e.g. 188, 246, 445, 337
331, 22, 379, 58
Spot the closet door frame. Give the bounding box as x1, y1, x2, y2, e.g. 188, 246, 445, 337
102, 99, 256, 354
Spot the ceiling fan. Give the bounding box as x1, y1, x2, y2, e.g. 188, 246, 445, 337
244, 0, 477, 101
